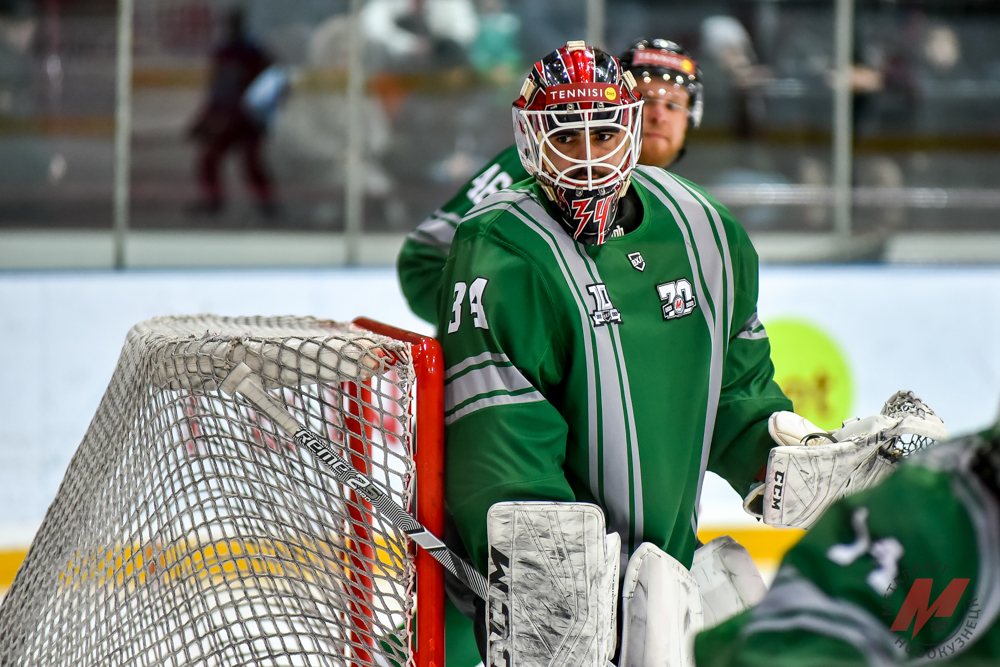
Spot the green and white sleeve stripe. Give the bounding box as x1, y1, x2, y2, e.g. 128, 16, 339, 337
406, 208, 462, 251
736, 312, 768, 340
741, 567, 901, 667
444, 352, 544, 425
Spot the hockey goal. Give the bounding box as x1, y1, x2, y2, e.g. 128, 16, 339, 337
0, 315, 445, 667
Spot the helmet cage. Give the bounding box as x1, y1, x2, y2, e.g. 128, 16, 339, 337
513, 99, 643, 192
638, 79, 703, 129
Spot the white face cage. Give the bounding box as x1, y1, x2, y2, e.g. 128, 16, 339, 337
513, 100, 644, 192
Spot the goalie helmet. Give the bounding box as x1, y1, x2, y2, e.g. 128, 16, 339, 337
619, 39, 703, 128
513, 41, 643, 245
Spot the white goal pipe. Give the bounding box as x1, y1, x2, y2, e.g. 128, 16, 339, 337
112, 0, 134, 269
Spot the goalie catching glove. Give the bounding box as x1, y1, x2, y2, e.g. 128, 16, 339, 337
744, 390, 948, 529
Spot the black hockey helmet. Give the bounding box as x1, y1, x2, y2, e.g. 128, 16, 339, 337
619, 38, 703, 128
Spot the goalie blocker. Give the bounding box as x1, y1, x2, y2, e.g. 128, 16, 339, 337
483, 502, 766, 667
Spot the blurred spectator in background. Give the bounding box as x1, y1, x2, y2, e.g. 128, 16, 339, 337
361, 0, 478, 70
188, 6, 276, 216
0, 0, 34, 118
274, 13, 395, 206
701, 14, 771, 141
468, 0, 520, 83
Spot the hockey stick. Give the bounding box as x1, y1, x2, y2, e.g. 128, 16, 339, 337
221, 361, 489, 601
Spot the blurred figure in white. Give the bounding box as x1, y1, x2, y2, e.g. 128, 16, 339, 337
271, 13, 395, 225
701, 15, 771, 140
362, 0, 479, 67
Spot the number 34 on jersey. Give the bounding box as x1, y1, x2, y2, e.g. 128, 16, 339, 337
447, 278, 490, 333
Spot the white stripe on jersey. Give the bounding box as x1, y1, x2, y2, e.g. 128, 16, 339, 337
633, 166, 732, 537
743, 568, 900, 667
466, 190, 528, 219
500, 201, 602, 527
949, 446, 1000, 647
409, 208, 461, 241
445, 391, 545, 425
445, 363, 535, 413
736, 312, 768, 340
445, 351, 512, 379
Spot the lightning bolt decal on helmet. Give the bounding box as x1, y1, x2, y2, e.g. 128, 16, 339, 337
512, 41, 643, 246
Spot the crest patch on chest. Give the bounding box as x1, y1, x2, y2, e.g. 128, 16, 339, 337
656, 278, 697, 320
627, 252, 645, 272
587, 283, 622, 327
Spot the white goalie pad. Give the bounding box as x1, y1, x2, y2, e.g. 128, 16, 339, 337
690, 536, 767, 629
746, 390, 947, 529
619, 542, 703, 667
486, 502, 620, 667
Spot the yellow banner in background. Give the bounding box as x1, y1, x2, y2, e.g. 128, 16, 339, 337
768, 318, 853, 431
1, 550, 25, 595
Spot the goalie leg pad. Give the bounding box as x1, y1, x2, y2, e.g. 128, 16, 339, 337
690, 536, 767, 629
486, 501, 619, 667
619, 542, 703, 667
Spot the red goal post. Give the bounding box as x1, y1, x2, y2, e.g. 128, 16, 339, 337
353, 317, 445, 667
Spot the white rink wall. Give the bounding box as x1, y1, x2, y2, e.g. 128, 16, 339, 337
2, 265, 1000, 549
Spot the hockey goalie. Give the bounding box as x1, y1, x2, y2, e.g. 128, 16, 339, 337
434, 40, 950, 666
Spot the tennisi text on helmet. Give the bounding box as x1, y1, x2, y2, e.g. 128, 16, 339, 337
540, 84, 626, 104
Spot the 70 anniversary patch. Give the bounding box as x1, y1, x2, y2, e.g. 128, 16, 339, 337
656, 278, 697, 320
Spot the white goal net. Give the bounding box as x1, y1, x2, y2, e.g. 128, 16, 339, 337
0, 315, 427, 667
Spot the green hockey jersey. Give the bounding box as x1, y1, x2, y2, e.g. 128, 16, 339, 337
439, 165, 792, 573
398, 144, 527, 326
695, 435, 1000, 667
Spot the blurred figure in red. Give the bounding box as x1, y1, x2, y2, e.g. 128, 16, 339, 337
189, 6, 275, 216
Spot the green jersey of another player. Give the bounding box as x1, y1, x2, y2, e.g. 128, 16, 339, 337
696, 431, 1000, 667
398, 39, 705, 327
399, 145, 527, 325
